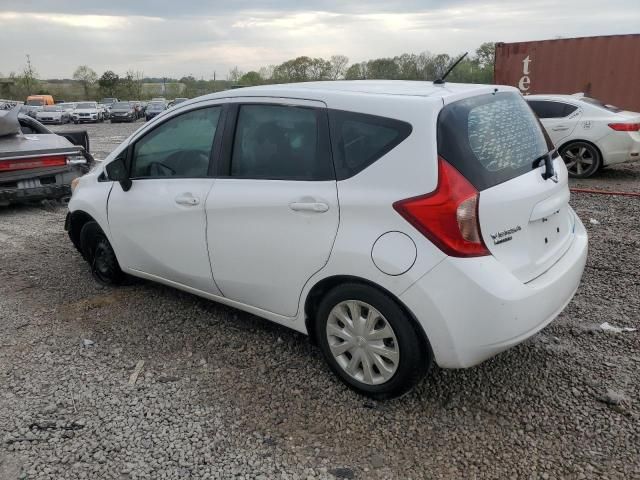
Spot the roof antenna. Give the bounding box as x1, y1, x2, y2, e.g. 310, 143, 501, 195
434, 52, 468, 85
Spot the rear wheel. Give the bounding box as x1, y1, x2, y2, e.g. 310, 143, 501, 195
79, 221, 123, 285
315, 283, 430, 399
560, 141, 602, 178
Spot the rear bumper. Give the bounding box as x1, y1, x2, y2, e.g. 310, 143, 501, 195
0, 184, 71, 203
0, 167, 86, 205
401, 211, 588, 368
599, 132, 640, 166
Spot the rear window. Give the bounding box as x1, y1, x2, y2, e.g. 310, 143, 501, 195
580, 97, 622, 113
329, 110, 412, 180
438, 92, 553, 191
527, 100, 578, 119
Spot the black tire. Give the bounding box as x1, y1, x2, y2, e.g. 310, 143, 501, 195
560, 141, 602, 178
79, 221, 123, 285
315, 283, 431, 399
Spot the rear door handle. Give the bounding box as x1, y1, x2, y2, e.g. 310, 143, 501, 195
175, 193, 200, 206
289, 202, 329, 213
552, 125, 570, 131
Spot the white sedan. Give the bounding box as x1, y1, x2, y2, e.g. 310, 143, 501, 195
526, 94, 640, 178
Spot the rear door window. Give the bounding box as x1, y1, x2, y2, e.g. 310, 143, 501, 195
527, 100, 577, 119
329, 110, 412, 180
230, 104, 332, 180
438, 92, 553, 191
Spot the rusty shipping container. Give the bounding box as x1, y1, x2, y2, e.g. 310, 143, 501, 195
494, 34, 640, 111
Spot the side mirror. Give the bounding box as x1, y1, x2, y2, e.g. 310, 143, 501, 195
105, 156, 132, 191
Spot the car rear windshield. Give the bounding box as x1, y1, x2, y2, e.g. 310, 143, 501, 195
113, 102, 130, 109
437, 91, 553, 191
580, 96, 622, 113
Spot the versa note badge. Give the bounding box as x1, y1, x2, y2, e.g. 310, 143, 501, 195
490, 226, 522, 245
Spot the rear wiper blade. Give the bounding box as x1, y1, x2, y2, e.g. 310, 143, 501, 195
533, 151, 557, 181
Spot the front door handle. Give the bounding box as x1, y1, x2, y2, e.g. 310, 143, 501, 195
175, 193, 200, 206
289, 202, 329, 213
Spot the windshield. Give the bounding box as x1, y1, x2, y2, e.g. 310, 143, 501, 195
438, 91, 553, 191
43, 106, 63, 112
76, 103, 96, 109
102, 98, 116, 104
581, 96, 622, 113
173, 98, 187, 104
148, 102, 165, 110
26, 99, 44, 106
113, 102, 131, 109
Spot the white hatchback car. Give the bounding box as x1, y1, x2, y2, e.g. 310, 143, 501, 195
526, 94, 640, 178
66, 81, 588, 398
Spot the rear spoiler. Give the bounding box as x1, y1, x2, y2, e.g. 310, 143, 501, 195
58, 130, 90, 153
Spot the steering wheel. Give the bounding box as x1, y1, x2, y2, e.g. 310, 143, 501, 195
147, 161, 176, 177
163, 150, 210, 175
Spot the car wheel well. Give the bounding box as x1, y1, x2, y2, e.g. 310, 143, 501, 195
68, 210, 96, 252
304, 275, 432, 354
558, 139, 604, 167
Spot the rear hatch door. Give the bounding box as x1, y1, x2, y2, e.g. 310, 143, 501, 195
438, 90, 575, 282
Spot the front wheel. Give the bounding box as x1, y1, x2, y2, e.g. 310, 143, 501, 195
79, 221, 123, 285
315, 283, 431, 399
560, 141, 602, 178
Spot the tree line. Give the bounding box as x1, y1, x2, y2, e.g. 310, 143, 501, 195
1, 43, 495, 101
230, 43, 495, 86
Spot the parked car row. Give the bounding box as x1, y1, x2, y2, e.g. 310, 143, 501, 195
16, 95, 187, 125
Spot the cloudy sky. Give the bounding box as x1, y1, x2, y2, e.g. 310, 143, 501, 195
1, 0, 638, 79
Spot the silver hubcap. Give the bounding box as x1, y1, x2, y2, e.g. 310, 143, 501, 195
563, 144, 594, 175
326, 300, 399, 385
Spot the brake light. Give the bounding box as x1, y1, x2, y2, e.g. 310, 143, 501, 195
0, 155, 68, 172
393, 157, 489, 257
608, 123, 640, 132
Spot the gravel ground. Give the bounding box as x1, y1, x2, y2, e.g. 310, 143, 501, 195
0, 122, 638, 479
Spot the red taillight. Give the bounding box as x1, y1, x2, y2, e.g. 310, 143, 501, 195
393, 157, 489, 258
608, 123, 640, 132
0, 155, 68, 172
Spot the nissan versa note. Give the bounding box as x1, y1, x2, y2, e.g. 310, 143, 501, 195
66, 81, 588, 398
